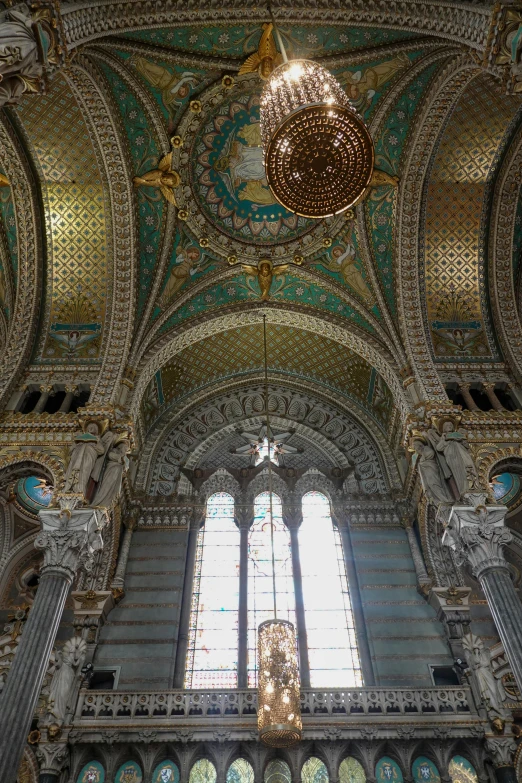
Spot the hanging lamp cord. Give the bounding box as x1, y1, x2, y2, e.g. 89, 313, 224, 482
263, 314, 277, 620
267, 1, 289, 64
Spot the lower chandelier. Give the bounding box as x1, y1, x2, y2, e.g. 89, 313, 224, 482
257, 619, 302, 747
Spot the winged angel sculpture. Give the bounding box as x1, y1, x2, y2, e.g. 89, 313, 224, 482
133, 152, 180, 204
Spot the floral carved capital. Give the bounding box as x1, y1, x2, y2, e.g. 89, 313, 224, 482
36, 508, 109, 581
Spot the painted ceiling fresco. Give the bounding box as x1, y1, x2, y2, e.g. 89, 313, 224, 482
17, 73, 110, 364
424, 73, 521, 362
140, 324, 394, 434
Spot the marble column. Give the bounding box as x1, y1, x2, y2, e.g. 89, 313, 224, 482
443, 495, 522, 694
33, 385, 54, 414
110, 516, 136, 598
173, 509, 203, 688
402, 518, 431, 594
483, 383, 505, 412
335, 514, 375, 685
236, 504, 251, 689
485, 738, 518, 783
0, 502, 107, 783
58, 385, 78, 414
458, 383, 480, 412
284, 506, 311, 688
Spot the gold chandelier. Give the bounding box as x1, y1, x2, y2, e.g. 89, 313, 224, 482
260, 19, 374, 218
257, 315, 302, 747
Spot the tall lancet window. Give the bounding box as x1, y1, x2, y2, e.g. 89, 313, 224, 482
247, 491, 296, 686
300, 491, 362, 686
185, 492, 239, 688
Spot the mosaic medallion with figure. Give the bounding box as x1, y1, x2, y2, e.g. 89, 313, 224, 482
174, 74, 344, 262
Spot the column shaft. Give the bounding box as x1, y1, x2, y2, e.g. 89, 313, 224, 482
173, 523, 200, 688
483, 384, 505, 412
289, 526, 310, 688
58, 388, 76, 414
338, 524, 375, 685
238, 524, 249, 688
40, 775, 59, 783
493, 769, 517, 783
479, 566, 522, 694
33, 387, 51, 414
0, 572, 71, 783
458, 384, 480, 412
111, 523, 135, 589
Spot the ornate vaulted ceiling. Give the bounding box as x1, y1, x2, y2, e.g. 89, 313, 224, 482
1, 2, 522, 493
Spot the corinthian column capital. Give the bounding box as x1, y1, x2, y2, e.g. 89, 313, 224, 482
36, 741, 69, 777
485, 738, 517, 768
36, 507, 109, 581
442, 499, 512, 579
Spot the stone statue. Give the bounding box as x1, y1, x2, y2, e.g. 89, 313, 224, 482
462, 633, 505, 715
0, 3, 58, 108
429, 417, 479, 498
64, 422, 107, 499
412, 437, 454, 506
93, 438, 130, 509
47, 636, 87, 725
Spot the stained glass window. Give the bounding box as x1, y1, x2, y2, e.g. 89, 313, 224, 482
190, 760, 217, 783
412, 759, 440, 783
339, 758, 366, 783
302, 758, 329, 783
227, 759, 255, 783
376, 758, 403, 783
152, 761, 180, 783
340, 759, 366, 783
248, 491, 296, 686
114, 761, 142, 783
448, 757, 478, 783
265, 760, 292, 783
185, 492, 239, 688
76, 761, 105, 783
300, 491, 362, 687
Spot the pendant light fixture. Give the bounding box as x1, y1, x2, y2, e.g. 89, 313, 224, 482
260, 9, 374, 219
257, 315, 302, 748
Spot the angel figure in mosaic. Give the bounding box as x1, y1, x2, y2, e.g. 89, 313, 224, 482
321, 223, 374, 304
0, 173, 9, 188
339, 52, 410, 113
132, 55, 199, 118
239, 23, 283, 79
133, 152, 180, 204
159, 244, 204, 309
242, 258, 288, 301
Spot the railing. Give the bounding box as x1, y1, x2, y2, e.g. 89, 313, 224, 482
75, 687, 474, 722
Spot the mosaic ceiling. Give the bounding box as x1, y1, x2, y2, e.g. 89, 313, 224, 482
4, 15, 522, 435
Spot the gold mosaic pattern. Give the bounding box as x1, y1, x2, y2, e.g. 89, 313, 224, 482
158, 324, 374, 408
425, 73, 520, 359
17, 73, 108, 360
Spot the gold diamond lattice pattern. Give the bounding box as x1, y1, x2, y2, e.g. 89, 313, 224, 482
158, 324, 373, 407
425, 73, 520, 358
17, 73, 108, 359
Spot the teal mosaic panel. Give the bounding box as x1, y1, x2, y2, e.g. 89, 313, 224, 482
0, 173, 16, 318
376, 758, 403, 783
99, 61, 165, 319
366, 61, 441, 319
412, 759, 440, 783
76, 761, 105, 783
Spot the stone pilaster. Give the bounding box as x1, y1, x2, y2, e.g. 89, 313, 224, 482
71, 590, 114, 664
443, 496, 522, 695
110, 517, 137, 598
428, 586, 472, 660
402, 517, 432, 594
173, 507, 204, 688
283, 504, 310, 689
0, 502, 108, 783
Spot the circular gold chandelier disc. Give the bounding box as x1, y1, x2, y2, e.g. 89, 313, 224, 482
265, 103, 374, 219
260, 724, 302, 748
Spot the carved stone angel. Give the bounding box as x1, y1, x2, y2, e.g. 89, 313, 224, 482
428, 417, 479, 498
412, 436, 454, 506
133, 153, 180, 204
64, 421, 107, 499
47, 636, 87, 725
462, 632, 505, 715
93, 438, 130, 509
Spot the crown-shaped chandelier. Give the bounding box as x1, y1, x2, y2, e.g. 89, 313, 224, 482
260, 11, 374, 218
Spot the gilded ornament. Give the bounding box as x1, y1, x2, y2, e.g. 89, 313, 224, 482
0, 173, 9, 188
322, 237, 332, 248
170, 135, 183, 148
178, 209, 188, 221
133, 153, 181, 205
199, 237, 209, 248
190, 99, 202, 113
221, 74, 235, 89
239, 23, 283, 80
241, 258, 288, 301
227, 255, 238, 265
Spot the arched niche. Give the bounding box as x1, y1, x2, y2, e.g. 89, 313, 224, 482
302, 758, 329, 783
227, 759, 254, 783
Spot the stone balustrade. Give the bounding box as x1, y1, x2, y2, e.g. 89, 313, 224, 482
75, 686, 475, 724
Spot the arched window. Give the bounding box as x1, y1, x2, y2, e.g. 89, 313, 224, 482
302, 758, 329, 783
300, 492, 362, 687
339, 758, 366, 783
227, 759, 255, 783
448, 757, 478, 783
247, 491, 295, 686
265, 760, 292, 783
185, 492, 239, 688
190, 760, 217, 783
